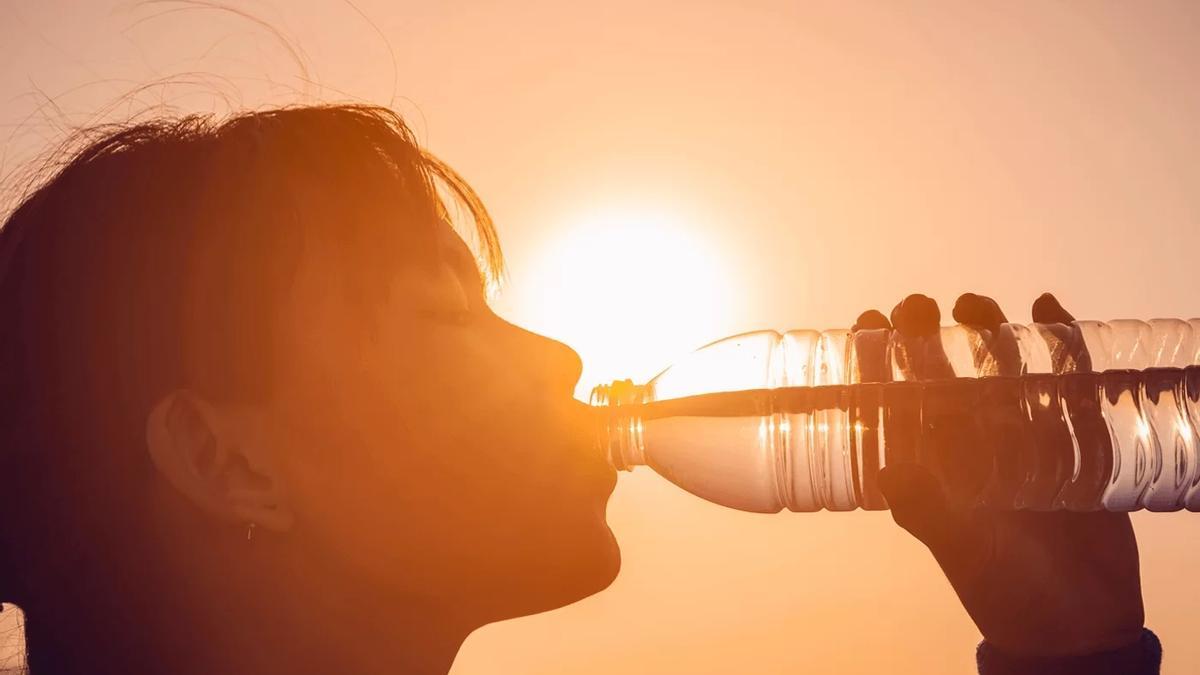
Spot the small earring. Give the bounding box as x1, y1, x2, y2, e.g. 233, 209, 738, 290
246, 522, 256, 542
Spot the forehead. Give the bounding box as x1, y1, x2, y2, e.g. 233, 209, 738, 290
289, 213, 478, 306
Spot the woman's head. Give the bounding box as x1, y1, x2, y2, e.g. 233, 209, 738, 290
0, 105, 618, 667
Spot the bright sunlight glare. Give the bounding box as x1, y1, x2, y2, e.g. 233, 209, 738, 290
507, 206, 742, 400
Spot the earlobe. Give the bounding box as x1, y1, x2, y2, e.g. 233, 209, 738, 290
146, 390, 294, 533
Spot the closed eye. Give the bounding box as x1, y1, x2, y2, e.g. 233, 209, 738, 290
444, 243, 488, 302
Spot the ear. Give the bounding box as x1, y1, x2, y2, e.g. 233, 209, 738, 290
146, 390, 293, 532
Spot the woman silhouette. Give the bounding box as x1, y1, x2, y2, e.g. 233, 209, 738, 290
0, 104, 1157, 675
0, 105, 616, 674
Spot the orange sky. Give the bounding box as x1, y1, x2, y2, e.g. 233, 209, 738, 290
3, 1, 1200, 673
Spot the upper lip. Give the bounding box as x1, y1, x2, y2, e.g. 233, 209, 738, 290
568, 400, 618, 491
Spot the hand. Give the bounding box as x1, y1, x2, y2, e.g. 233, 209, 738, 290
857, 292, 1145, 658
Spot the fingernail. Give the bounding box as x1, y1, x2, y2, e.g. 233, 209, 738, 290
891, 294, 941, 337
1032, 292, 1075, 324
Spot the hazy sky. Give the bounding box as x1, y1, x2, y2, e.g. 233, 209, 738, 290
3, 1, 1200, 673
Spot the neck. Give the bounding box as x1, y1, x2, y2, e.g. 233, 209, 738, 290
194, 552, 476, 675
25, 552, 476, 675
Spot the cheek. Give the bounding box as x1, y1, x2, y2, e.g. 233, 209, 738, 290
274, 353, 493, 537
423, 338, 602, 514
274, 325, 603, 578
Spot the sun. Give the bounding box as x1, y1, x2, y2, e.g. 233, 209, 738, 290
505, 205, 742, 399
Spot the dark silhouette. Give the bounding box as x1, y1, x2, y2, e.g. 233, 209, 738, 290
0, 105, 616, 675
0, 104, 1159, 674
858, 293, 1161, 674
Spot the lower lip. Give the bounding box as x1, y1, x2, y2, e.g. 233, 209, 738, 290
601, 465, 618, 495
584, 457, 619, 498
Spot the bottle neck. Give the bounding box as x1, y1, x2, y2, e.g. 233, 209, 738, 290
589, 380, 647, 470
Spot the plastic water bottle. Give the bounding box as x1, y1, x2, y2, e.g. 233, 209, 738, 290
589, 319, 1200, 513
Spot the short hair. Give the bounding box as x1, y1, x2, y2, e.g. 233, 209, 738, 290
0, 105, 501, 661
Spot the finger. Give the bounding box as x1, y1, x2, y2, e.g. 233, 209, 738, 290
952, 293, 1015, 375
1031, 292, 1076, 324
852, 310, 893, 382
853, 309, 892, 332
1032, 293, 1088, 372
889, 294, 941, 337
951, 293, 1009, 332
890, 294, 955, 379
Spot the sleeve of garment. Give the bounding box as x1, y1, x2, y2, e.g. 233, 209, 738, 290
976, 628, 1162, 675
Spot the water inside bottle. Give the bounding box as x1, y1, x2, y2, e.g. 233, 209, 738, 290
603, 366, 1200, 513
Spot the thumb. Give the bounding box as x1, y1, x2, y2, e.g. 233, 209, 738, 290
879, 462, 958, 552
879, 462, 992, 582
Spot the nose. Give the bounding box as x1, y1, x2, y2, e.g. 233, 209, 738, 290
541, 334, 584, 393
510, 322, 583, 393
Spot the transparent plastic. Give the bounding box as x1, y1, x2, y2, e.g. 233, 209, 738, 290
590, 319, 1200, 513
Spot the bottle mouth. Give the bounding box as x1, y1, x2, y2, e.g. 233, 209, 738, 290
589, 379, 647, 471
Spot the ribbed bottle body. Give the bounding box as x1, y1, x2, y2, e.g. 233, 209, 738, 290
591, 319, 1200, 513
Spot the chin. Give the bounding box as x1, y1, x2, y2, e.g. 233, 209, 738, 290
550, 523, 622, 604
496, 525, 622, 621
578, 523, 621, 595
